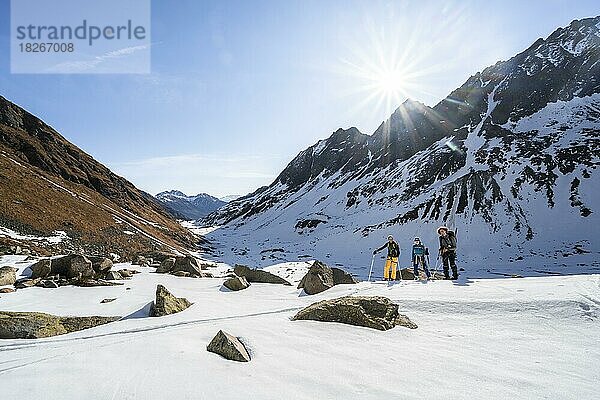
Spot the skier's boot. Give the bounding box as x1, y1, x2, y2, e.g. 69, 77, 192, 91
451, 267, 459, 280
443, 268, 451, 280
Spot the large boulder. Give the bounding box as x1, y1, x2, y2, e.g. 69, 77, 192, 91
233, 265, 291, 285
297, 261, 334, 295
292, 296, 418, 331
0, 311, 120, 339
207, 330, 251, 362
156, 257, 176, 273
30, 259, 52, 279
172, 256, 203, 276
87, 256, 113, 273
223, 275, 250, 291
332, 267, 358, 285
0, 266, 17, 286
51, 255, 94, 279
149, 285, 192, 317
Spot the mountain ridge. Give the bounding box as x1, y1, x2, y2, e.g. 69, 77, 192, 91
201, 15, 600, 277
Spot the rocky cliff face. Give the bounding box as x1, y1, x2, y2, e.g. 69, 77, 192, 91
0, 96, 200, 257
202, 16, 600, 277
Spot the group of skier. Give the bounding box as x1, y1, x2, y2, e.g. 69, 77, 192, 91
372, 226, 458, 281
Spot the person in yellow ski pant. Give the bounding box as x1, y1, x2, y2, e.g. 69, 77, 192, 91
374, 235, 401, 281
384, 257, 398, 280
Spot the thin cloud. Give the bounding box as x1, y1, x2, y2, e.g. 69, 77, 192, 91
46, 44, 151, 73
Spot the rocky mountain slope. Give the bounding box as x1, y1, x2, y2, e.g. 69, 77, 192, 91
0, 96, 200, 257
155, 190, 225, 220
202, 16, 600, 277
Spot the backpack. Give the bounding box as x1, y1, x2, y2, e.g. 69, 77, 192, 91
448, 231, 457, 248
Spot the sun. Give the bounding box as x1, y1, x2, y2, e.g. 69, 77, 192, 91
375, 69, 405, 97
333, 37, 420, 116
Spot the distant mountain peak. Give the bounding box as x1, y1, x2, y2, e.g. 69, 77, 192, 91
155, 190, 225, 220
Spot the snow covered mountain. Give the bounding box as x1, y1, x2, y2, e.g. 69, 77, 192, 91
155, 190, 226, 220
202, 16, 600, 277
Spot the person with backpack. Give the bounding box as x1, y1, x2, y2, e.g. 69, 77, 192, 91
437, 226, 458, 280
373, 235, 400, 281
412, 237, 431, 280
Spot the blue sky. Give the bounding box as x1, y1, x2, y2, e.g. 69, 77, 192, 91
0, 0, 598, 197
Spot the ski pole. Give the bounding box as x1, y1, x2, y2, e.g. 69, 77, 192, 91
398, 259, 403, 281
431, 254, 440, 280
367, 253, 375, 282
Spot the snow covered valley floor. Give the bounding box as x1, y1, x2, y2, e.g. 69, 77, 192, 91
0, 256, 598, 400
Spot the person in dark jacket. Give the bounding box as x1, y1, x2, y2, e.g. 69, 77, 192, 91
373, 235, 400, 281
437, 226, 458, 280
412, 237, 431, 280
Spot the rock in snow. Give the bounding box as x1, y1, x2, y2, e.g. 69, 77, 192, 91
0, 266, 16, 286
149, 284, 192, 317
207, 330, 251, 362
297, 261, 334, 294
50, 255, 95, 279
156, 257, 176, 273
331, 267, 358, 284
222, 275, 250, 291
30, 259, 52, 279
233, 264, 291, 285
104, 271, 124, 281
292, 296, 417, 331
0, 311, 120, 339
88, 256, 113, 273
297, 261, 357, 294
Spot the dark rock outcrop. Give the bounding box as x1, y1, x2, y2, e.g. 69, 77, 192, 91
149, 285, 192, 317
233, 265, 291, 285
206, 330, 251, 362
0, 311, 120, 339
292, 296, 417, 330
223, 275, 250, 291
